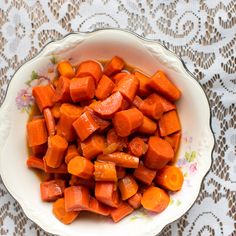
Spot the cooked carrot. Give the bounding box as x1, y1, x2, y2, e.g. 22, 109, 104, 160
53, 76, 71, 103
93, 91, 124, 119
97, 152, 139, 168
112, 108, 144, 137
26, 156, 44, 170
110, 201, 134, 223
116, 167, 126, 179
68, 156, 94, 179
138, 116, 157, 134
134, 71, 151, 97
53, 198, 79, 224
70, 76, 95, 102
44, 160, 68, 174
51, 103, 61, 119
148, 71, 181, 101
80, 134, 106, 160
44, 134, 68, 168
133, 164, 157, 185
128, 192, 142, 209
107, 128, 128, 151
31, 143, 47, 156
164, 131, 181, 153
159, 110, 181, 136
64, 186, 90, 212
73, 111, 100, 141
112, 72, 130, 84
144, 136, 174, 170
141, 186, 170, 213
113, 74, 139, 102
65, 145, 79, 164
121, 98, 130, 110
118, 175, 138, 200
27, 119, 48, 147
32, 85, 55, 112
69, 175, 95, 190
40, 179, 65, 202
150, 93, 176, 112
94, 161, 117, 182
43, 108, 56, 136
155, 165, 184, 191
57, 61, 75, 78
75, 60, 102, 85
104, 56, 125, 76
132, 95, 143, 109
95, 182, 119, 208
87, 197, 110, 216
95, 75, 115, 100
103, 143, 120, 155
128, 137, 148, 157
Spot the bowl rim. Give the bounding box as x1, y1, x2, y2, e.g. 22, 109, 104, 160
0, 28, 215, 236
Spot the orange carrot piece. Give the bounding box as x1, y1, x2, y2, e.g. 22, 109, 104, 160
150, 93, 176, 112
43, 108, 56, 136
107, 128, 128, 151
118, 175, 138, 200
148, 71, 181, 101
103, 143, 120, 155
51, 103, 61, 119
27, 119, 48, 147
53, 198, 79, 224
128, 137, 148, 157
110, 201, 134, 223
144, 136, 174, 170
159, 110, 181, 136
141, 186, 170, 213
44, 161, 68, 174
73, 111, 100, 141
120, 98, 130, 110
133, 164, 157, 185
31, 143, 47, 156
57, 61, 75, 78
87, 197, 110, 216
68, 156, 94, 179
164, 131, 181, 153
94, 161, 117, 182
65, 145, 79, 164
112, 72, 130, 84
128, 192, 142, 209
26, 156, 44, 170
44, 134, 68, 168
116, 167, 126, 179
138, 116, 157, 135
40, 179, 65, 202
95, 75, 115, 100
155, 165, 184, 191
132, 95, 143, 109
69, 175, 95, 190
97, 152, 139, 168
134, 71, 152, 97
104, 56, 125, 76
81, 134, 106, 160
112, 108, 144, 137
53, 76, 71, 103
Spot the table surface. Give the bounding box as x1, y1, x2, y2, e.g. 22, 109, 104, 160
0, 1, 235, 235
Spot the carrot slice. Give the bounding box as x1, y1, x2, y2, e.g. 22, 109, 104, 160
104, 56, 125, 76
65, 145, 79, 164
51, 103, 61, 119
133, 164, 157, 185
128, 192, 142, 209
118, 175, 138, 200
87, 197, 110, 216
69, 175, 95, 190
112, 72, 130, 84
134, 71, 151, 97
132, 95, 143, 109
26, 156, 44, 170
57, 61, 75, 78
150, 93, 176, 112
128, 137, 148, 157
43, 108, 56, 136
94, 161, 117, 182
44, 161, 68, 174
53, 76, 71, 103
116, 167, 126, 179
107, 128, 128, 151
95, 75, 115, 100
164, 131, 181, 153
138, 116, 157, 134
31, 143, 47, 156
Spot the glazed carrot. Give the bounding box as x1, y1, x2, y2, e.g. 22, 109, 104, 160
53, 198, 79, 224
70, 76, 95, 102
73, 111, 100, 141
51, 103, 61, 119
159, 110, 181, 136
128, 137, 148, 157
87, 197, 110, 216
94, 161, 117, 182
113, 74, 139, 102
68, 156, 94, 179
95, 182, 119, 208
43, 108, 56, 136
57, 61, 75, 78
93, 91, 124, 119
44, 134, 68, 168
120, 98, 130, 110
128, 192, 142, 209
133, 164, 157, 185
103, 143, 120, 155
44, 161, 68, 174
116, 167, 126, 179
118, 175, 138, 200
53, 76, 71, 103
134, 71, 151, 97
148, 71, 181, 101
57, 103, 83, 141
110, 201, 134, 223
112, 72, 130, 84
138, 116, 157, 134
164, 131, 181, 153
65, 145, 79, 164
27, 119, 48, 147
95, 75, 115, 100
104, 56, 125, 76
32, 85, 55, 112
144, 136, 174, 170
75, 60, 102, 84
26, 156, 44, 170
40, 179, 65, 202
150, 93, 176, 112
132, 95, 143, 109
107, 128, 128, 151
31, 143, 47, 156
64, 186, 90, 212
113, 108, 144, 137
141, 186, 170, 213
69, 175, 95, 190
97, 152, 139, 168
155, 165, 184, 191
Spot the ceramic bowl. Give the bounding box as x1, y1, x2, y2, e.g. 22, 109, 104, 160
0, 29, 214, 236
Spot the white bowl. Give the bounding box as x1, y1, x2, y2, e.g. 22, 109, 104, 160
0, 29, 214, 236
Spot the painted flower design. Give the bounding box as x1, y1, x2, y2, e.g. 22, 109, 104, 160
15, 88, 34, 112
189, 163, 197, 174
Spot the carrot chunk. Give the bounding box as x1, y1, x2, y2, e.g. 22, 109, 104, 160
118, 175, 138, 200
57, 61, 75, 78
134, 164, 157, 185
138, 116, 157, 134
26, 156, 44, 170
112, 72, 130, 84
128, 137, 148, 157
87, 197, 110, 216
94, 161, 117, 182
104, 56, 125, 76
31, 143, 47, 156
65, 145, 79, 164
44, 161, 68, 174
95, 75, 115, 100
132, 95, 143, 109
51, 103, 61, 119
128, 192, 142, 209
164, 131, 181, 153
134, 71, 151, 97
107, 128, 128, 151
150, 93, 176, 112
43, 108, 56, 136
53, 76, 71, 103
116, 167, 126, 179
69, 175, 95, 190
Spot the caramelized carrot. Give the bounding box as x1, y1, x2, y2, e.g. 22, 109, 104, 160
95, 75, 115, 100
107, 128, 128, 151
31, 143, 47, 156
103, 143, 120, 155
26, 156, 44, 170
133, 164, 157, 185
44, 161, 68, 174
51, 103, 61, 119
53, 76, 71, 103
94, 161, 117, 182
134, 71, 151, 97
138, 116, 157, 134
43, 108, 56, 136
118, 175, 138, 200
132, 95, 143, 109
112, 72, 130, 84
116, 167, 126, 179
128, 137, 148, 157
57, 61, 75, 78
164, 131, 181, 153
87, 197, 110, 216
69, 175, 95, 190
104, 56, 125, 76
150, 93, 176, 112
65, 145, 79, 164
128, 192, 142, 209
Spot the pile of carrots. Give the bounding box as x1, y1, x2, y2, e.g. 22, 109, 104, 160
26, 56, 184, 224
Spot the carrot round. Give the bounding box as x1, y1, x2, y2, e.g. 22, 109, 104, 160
134, 71, 151, 97
94, 161, 117, 182
128, 137, 148, 157
128, 192, 142, 209
87, 197, 110, 216
133, 164, 157, 185
104, 56, 125, 76
57, 61, 75, 78
26, 156, 44, 170
141, 186, 170, 213
164, 131, 181, 153
43, 108, 56, 136
118, 175, 138, 200
65, 145, 79, 164
53, 76, 71, 103
138, 116, 157, 134
155, 165, 184, 191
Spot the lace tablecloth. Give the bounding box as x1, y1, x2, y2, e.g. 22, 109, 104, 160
0, 1, 235, 235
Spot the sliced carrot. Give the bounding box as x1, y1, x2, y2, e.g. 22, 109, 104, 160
164, 131, 181, 153
112, 72, 130, 84
87, 197, 110, 216
107, 128, 128, 151
95, 75, 115, 100
26, 156, 44, 171
141, 186, 170, 213
57, 61, 75, 78
104, 56, 125, 76
68, 156, 94, 179
94, 161, 117, 182
128, 192, 142, 209
128, 137, 148, 157
51, 103, 61, 119
134, 71, 151, 97
116, 167, 126, 179
31, 143, 47, 156
65, 145, 79, 164
103, 143, 120, 155
118, 175, 138, 200
27, 119, 48, 147
148, 71, 181, 101
43, 108, 56, 136
150, 93, 176, 112
44, 161, 68, 174
132, 95, 143, 109
53, 76, 71, 103
133, 164, 157, 185
120, 98, 130, 110
69, 175, 95, 190
138, 116, 157, 134
112, 108, 144, 137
